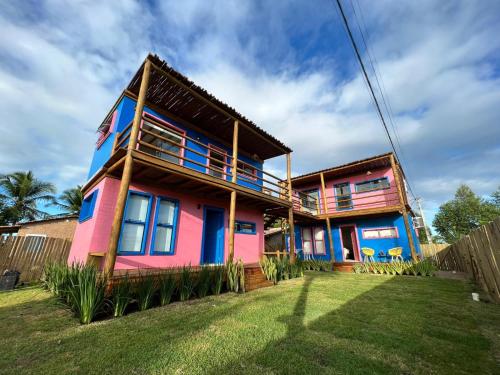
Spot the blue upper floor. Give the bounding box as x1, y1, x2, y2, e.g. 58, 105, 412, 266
88, 96, 264, 192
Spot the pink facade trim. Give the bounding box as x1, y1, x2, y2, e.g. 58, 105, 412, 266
96, 110, 118, 149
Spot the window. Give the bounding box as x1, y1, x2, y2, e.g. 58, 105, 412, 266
151, 197, 179, 254
235, 221, 256, 234
313, 227, 326, 254
96, 111, 117, 149
355, 177, 390, 193
302, 226, 326, 255
334, 183, 352, 210
300, 189, 319, 214
208, 146, 227, 179
140, 114, 185, 165
23, 234, 46, 252
79, 190, 98, 223
362, 227, 398, 239
118, 192, 152, 254
237, 161, 257, 180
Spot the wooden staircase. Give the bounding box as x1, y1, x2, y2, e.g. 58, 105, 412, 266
244, 264, 273, 291
333, 262, 360, 273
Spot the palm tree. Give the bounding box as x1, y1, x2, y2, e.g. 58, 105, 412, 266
0, 171, 56, 224
54, 186, 83, 215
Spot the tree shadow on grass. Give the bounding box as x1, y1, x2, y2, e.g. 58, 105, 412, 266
207, 273, 496, 375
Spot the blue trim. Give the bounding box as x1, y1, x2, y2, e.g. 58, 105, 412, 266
354, 176, 390, 193
235, 220, 257, 235
150, 196, 180, 255
334, 182, 353, 211
117, 190, 153, 256
79, 190, 99, 223
200, 206, 225, 265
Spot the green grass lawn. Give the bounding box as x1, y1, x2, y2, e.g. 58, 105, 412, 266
0, 272, 499, 375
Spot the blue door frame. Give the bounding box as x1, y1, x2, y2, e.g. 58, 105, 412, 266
200, 206, 225, 264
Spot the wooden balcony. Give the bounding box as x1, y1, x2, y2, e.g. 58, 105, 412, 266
96, 112, 292, 211
291, 187, 403, 220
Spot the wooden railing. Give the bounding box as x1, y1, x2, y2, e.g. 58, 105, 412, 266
113, 114, 290, 200
291, 187, 401, 216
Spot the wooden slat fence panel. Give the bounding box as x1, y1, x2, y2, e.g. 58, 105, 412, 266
420, 243, 448, 258
435, 217, 500, 302
0, 236, 72, 283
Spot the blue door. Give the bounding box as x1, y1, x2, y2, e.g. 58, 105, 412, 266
201, 207, 225, 264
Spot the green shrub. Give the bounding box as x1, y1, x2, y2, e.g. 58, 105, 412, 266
179, 266, 195, 301
196, 266, 211, 298
65, 264, 107, 324
226, 258, 245, 293
158, 273, 176, 306
136, 273, 157, 311
259, 255, 278, 284
210, 266, 225, 295
112, 276, 132, 317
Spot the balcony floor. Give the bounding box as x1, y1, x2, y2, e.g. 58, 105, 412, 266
87, 148, 291, 211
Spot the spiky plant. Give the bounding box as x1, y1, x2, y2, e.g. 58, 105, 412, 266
237, 259, 245, 293
210, 266, 225, 295
179, 266, 195, 301
196, 266, 211, 298
159, 272, 176, 306
112, 276, 132, 317
65, 264, 107, 324
136, 273, 157, 311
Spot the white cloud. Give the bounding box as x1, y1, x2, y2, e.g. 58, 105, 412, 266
0, 0, 498, 226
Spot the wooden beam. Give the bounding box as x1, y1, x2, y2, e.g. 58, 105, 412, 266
149, 63, 290, 155
103, 58, 152, 279
287, 153, 296, 263
390, 154, 417, 260
320, 172, 335, 262
228, 120, 239, 261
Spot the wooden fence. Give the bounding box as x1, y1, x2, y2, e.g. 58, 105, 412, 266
435, 217, 500, 303
0, 236, 72, 283
420, 243, 449, 258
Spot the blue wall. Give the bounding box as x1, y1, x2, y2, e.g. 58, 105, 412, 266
85, 96, 264, 191
292, 213, 421, 262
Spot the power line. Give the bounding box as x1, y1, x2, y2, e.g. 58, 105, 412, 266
349, 0, 418, 202
333, 0, 419, 202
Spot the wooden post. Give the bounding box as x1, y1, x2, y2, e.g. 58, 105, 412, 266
228, 120, 239, 261
390, 154, 417, 261
320, 173, 336, 262
103, 59, 152, 278
287, 153, 296, 263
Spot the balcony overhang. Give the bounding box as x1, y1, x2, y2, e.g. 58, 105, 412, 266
84, 149, 292, 212
121, 54, 291, 161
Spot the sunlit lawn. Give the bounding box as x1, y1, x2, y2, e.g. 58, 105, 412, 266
0, 272, 498, 374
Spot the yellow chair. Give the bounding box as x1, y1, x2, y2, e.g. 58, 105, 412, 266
388, 247, 403, 262
361, 247, 375, 262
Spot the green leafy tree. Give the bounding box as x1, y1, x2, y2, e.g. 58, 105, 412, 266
0, 171, 56, 224
433, 185, 500, 243
54, 185, 83, 215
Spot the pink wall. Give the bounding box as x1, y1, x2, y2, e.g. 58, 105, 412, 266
69, 177, 264, 270
294, 167, 400, 214
68, 177, 120, 265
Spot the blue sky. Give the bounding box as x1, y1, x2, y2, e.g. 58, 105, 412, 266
0, 0, 499, 232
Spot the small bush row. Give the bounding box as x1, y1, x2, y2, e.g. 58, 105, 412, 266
42, 259, 245, 324
302, 259, 333, 272
352, 259, 436, 276
259, 255, 304, 284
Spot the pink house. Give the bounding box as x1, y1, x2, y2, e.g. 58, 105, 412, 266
68, 54, 294, 276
